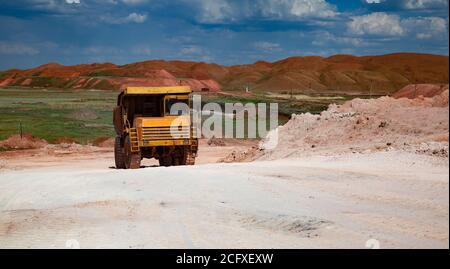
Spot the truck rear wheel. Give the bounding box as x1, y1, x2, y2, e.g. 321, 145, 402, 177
124, 136, 141, 169
159, 156, 172, 167
186, 151, 195, 165
173, 147, 191, 166
114, 136, 125, 169
185, 147, 196, 165
173, 157, 181, 166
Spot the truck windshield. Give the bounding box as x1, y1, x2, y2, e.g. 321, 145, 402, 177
165, 98, 189, 116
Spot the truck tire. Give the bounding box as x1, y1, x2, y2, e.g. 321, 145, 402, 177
159, 156, 172, 167
124, 136, 141, 169
114, 136, 125, 169
183, 147, 195, 165
186, 151, 195, 165
176, 148, 187, 166
173, 157, 181, 166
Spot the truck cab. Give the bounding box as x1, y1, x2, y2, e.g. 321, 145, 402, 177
113, 86, 198, 169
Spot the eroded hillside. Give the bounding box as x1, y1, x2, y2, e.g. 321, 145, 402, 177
1, 53, 448, 95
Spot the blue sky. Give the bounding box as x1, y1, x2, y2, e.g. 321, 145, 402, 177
0, 0, 448, 69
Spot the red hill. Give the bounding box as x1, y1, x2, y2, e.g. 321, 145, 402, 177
0, 53, 448, 94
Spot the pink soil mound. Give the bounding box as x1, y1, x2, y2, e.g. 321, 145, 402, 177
393, 84, 449, 99
255, 89, 450, 160
0, 134, 48, 150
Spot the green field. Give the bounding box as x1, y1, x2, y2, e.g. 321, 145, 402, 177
0, 87, 117, 144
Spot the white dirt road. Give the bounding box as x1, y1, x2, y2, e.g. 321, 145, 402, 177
0, 147, 448, 249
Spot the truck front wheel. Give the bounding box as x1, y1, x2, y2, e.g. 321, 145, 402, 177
124, 136, 141, 169
114, 136, 125, 169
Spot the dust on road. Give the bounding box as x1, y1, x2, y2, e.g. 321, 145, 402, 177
0, 145, 448, 249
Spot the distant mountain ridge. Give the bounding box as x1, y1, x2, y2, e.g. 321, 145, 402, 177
0, 53, 448, 95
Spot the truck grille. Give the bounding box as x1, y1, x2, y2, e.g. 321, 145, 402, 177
141, 126, 191, 141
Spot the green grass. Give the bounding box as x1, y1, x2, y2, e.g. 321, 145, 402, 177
0, 87, 117, 144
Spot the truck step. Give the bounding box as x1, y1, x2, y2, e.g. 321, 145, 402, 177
129, 128, 140, 152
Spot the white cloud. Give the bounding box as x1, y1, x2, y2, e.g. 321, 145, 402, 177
312, 32, 368, 47
181, 45, 203, 55
125, 12, 147, 23
100, 12, 147, 24
290, 0, 337, 17
364, 0, 448, 9
415, 33, 432, 39
194, 0, 338, 23
348, 12, 405, 36
348, 11, 448, 41
402, 16, 448, 39
253, 41, 282, 52
195, 0, 235, 23
260, 0, 337, 19
0, 41, 40, 55
403, 0, 448, 9
21, 0, 81, 14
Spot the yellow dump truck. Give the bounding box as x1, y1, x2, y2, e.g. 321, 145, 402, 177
113, 86, 198, 169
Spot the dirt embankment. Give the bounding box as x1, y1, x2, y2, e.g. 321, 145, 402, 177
223, 89, 449, 162
0, 134, 48, 151
393, 84, 449, 99
0, 133, 116, 152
